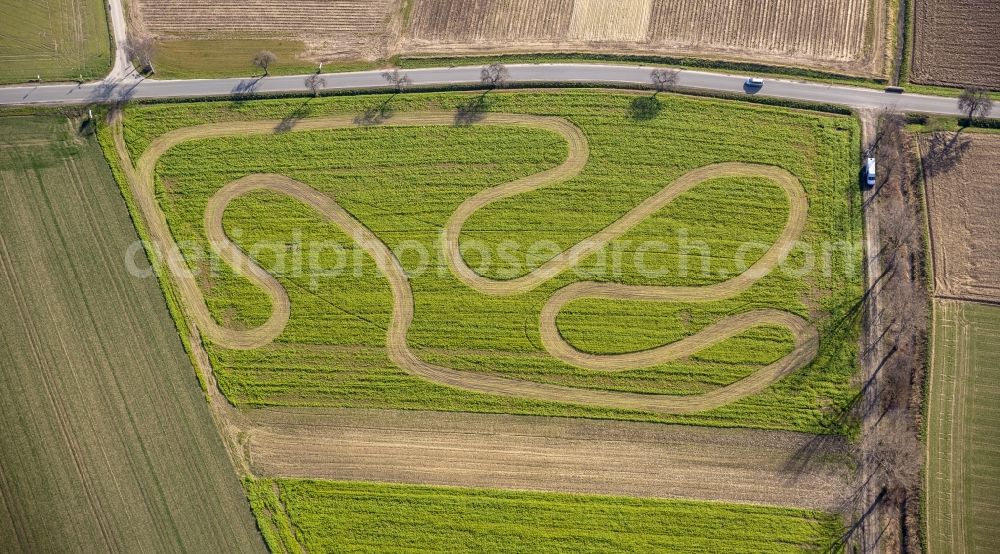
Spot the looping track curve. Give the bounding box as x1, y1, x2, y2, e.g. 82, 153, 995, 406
113, 111, 818, 414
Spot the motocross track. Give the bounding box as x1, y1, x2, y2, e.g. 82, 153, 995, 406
113, 112, 816, 414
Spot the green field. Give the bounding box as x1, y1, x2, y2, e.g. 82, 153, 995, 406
0, 115, 265, 551
245, 479, 844, 553
0, 0, 111, 84
148, 39, 366, 80
926, 300, 1000, 553
108, 90, 862, 434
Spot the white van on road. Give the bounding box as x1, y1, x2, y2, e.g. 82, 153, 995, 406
866, 157, 876, 186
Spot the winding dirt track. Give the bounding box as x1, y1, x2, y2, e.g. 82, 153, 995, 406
114, 112, 816, 414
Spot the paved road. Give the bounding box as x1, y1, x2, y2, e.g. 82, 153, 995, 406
2, 63, 998, 116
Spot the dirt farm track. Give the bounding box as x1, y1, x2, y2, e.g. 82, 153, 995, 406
112, 112, 816, 415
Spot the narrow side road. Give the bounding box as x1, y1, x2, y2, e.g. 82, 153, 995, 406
2, 62, 998, 116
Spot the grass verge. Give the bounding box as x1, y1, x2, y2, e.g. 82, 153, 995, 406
148, 38, 381, 80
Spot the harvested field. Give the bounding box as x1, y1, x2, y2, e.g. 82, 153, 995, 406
404, 0, 888, 76
911, 0, 1000, 89
567, 0, 653, 42
647, 0, 870, 68
0, 0, 111, 84
922, 133, 1000, 303
246, 479, 844, 553
246, 408, 852, 511
106, 90, 862, 434
0, 116, 264, 552
130, 0, 401, 65
926, 300, 1000, 553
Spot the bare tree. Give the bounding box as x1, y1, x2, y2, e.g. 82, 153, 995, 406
649, 68, 679, 95
875, 108, 906, 149
481, 62, 509, 89
958, 87, 992, 122
871, 409, 921, 497
305, 73, 326, 97
253, 51, 277, 76
127, 37, 156, 74
381, 68, 412, 93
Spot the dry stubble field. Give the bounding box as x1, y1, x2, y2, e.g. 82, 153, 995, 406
0, 116, 264, 553
911, 0, 1000, 89
922, 133, 1000, 304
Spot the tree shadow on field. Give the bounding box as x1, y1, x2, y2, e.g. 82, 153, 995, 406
77, 117, 96, 137
454, 93, 490, 126
275, 98, 316, 133
354, 95, 396, 126
827, 488, 887, 553
629, 96, 662, 120
921, 130, 971, 178
781, 434, 850, 479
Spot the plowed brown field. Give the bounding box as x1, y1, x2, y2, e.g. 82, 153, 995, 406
404, 0, 888, 76
922, 133, 1000, 303
407, 0, 573, 43
911, 0, 1000, 89
246, 408, 852, 511
133, 0, 890, 77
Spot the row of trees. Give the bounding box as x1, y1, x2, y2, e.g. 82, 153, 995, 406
856, 108, 926, 553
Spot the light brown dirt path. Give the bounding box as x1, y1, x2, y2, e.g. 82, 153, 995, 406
114, 112, 815, 414
245, 407, 852, 511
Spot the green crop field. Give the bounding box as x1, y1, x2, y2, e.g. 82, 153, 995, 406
106, 89, 862, 434
149, 39, 340, 80
0, 0, 111, 84
0, 115, 265, 552
245, 479, 844, 553
926, 300, 1000, 553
